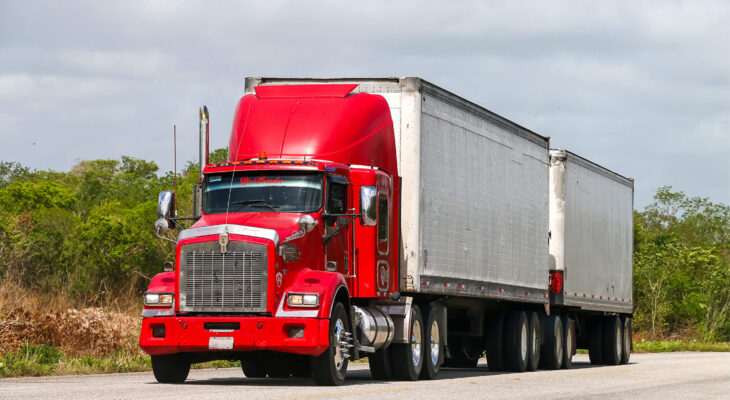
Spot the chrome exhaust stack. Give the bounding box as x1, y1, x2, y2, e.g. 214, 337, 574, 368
199, 105, 209, 182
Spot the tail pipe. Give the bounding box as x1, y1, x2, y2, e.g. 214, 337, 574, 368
352, 305, 394, 353
199, 105, 209, 182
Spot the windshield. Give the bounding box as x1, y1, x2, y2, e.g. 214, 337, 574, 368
203, 171, 324, 214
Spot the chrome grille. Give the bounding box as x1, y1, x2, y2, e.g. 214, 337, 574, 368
179, 241, 268, 313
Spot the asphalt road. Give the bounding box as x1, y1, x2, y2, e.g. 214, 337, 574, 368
1, 353, 729, 400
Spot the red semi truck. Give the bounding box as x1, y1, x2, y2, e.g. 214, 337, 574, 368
139, 77, 634, 385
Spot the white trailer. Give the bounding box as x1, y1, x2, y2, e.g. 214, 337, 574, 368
245, 77, 634, 378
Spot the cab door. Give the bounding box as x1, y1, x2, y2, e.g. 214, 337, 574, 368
324, 175, 351, 275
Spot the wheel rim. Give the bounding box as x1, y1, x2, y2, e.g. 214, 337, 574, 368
623, 322, 631, 356
615, 323, 622, 357
565, 324, 573, 358
520, 323, 528, 361
532, 324, 539, 356
411, 319, 422, 366
557, 323, 564, 362
333, 318, 346, 370
429, 320, 440, 366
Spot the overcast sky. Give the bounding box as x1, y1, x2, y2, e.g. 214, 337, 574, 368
0, 0, 728, 208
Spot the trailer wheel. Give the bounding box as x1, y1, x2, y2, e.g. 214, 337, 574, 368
539, 315, 563, 370
504, 311, 529, 372
602, 316, 622, 365
368, 347, 393, 380
588, 317, 604, 365
241, 358, 267, 378
391, 304, 424, 380
485, 313, 506, 371
420, 306, 443, 380
620, 316, 632, 365
527, 312, 541, 371
151, 353, 190, 383
311, 302, 351, 386
562, 317, 575, 369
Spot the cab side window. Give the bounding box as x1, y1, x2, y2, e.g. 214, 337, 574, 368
326, 181, 347, 226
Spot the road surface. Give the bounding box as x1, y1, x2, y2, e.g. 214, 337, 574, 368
1, 353, 728, 399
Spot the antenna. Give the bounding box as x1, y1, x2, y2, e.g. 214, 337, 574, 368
174, 124, 178, 217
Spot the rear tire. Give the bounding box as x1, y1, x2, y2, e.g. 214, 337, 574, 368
539, 315, 563, 370
602, 316, 622, 365
562, 317, 575, 369
504, 311, 529, 372
151, 353, 190, 383
485, 313, 506, 371
311, 302, 351, 386
420, 306, 443, 380
527, 312, 541, 371
368, 347, 393, 380
392, 304, 424, 381
620, 316, 632, 365
588, 317, 604, 365
241, 357, 267, 378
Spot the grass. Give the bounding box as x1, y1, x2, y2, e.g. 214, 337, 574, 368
633, 340, 730, 353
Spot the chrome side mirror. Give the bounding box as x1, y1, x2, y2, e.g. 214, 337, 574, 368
155, 191, 175, 235
298, 215, 318, 233
360, 186, 377, 226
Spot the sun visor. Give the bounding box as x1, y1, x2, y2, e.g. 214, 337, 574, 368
254, 84, 358, 99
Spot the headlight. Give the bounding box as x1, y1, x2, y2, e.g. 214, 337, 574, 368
287, 293, 319, 307
144, 292, 174, 306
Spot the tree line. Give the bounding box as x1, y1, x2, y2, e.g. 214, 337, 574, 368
0, 154, 728, 341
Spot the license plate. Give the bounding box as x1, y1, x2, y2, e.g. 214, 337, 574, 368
209, 336, 234, 350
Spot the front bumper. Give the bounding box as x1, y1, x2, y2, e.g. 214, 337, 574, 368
139, 315, 329, 356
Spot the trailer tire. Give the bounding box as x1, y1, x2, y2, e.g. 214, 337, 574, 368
241, 358, 267, 378
420, 306, 443, 380
527, 312, 541, 371
391, 304, 424, 381
602, 315, 622, 365
485, 313, 506, 371
311, 302, 350, 386
588, 317, 604, 365
368, 347, 393, 380
620, 316, 632, 365
151, 353, 190, 383
562, 317, 575, 369
504, 311, 529, 372
539, 315, 563, 370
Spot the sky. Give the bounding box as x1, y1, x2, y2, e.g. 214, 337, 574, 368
0, 0, 728, 209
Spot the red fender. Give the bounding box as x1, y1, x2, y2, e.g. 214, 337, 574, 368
276, 268, 348, 319
147, 272, 175, 293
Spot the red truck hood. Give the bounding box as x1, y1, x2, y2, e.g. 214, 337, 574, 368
192, 212, 312, 242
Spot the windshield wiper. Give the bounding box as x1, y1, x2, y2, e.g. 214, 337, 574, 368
230, 199, 280, 212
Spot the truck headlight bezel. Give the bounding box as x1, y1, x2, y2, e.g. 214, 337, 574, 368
286, 293, 319, 307
144, 292, 174, 307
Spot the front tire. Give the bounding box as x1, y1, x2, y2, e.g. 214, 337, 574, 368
151, 353, 190, 383
391, 304, 424, 381
504, 311, 529, 372
241, 357, 267, 378
311, 302, 351, 386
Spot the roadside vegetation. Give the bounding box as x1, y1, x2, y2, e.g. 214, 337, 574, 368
0, 152, 728, 377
